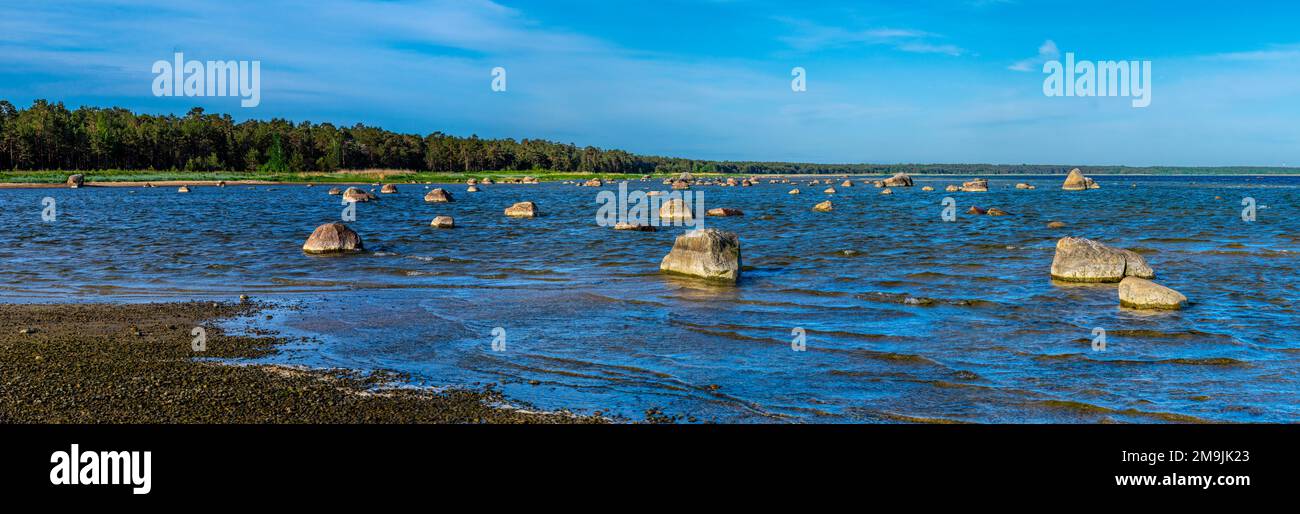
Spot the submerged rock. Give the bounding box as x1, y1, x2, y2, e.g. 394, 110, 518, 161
504, 201, 537, 218
1062, 168, 1099, 190
613, 222, 657, 232
67, 174, 84, 188
823, 187, 836, 194
380, 184, 398, 194
880, 188, 893, 195
813, 200, 833, 212
1047, 221, 1066, 228
986, 207, 1011, 216
707, 208, 744, 217
659, 228, 741, 282
1118, 277, 1187, 310
966, 206, 986, 215
177, 185, 191, 193
424, 188, 453, 202
1050, 237, 1154, 282
788, 188, 800, 195
671, 180, 691, 190
327, 187, 342, 195
841, 180, 853, 187
945, 184, 960, 192
467, 185, 480, 192
430, 216, 454, 228
1015, 183, 1031, 190
921, 186, 934, 191
303, 222, 363, 253
883, 172, 913, 187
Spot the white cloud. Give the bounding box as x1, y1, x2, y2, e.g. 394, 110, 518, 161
775, 18, 964, 56
1008, 39, 1059, 72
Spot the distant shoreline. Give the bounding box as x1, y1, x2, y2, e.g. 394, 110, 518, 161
2, 171, 1298, 189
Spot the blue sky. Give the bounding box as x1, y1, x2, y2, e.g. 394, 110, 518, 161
2, 0, 1299, 166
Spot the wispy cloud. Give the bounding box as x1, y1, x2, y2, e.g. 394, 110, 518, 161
775, 18, 964, 56
1008, 39, 1059, 71
1202, 43, 1300, 62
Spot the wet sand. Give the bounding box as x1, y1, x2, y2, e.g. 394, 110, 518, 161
0, 301, 604, 423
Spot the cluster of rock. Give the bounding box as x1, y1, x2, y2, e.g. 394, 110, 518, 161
1050, 237, 1185, 309
959, 178, 988, 192
1062, 168, 1099, 191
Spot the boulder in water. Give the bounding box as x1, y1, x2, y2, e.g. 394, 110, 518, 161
921, 186, 934, 191
1062, 168, 1099, 190
813, 200, 833, 212
707, 208, 744, 217
961, 178, 988, 192
883, 173, 913, 187
1047, 221, 1066, 229
424, 188, 453, 203
880, 188, 893, 195
1050, 237, 1154, 282
1118, 277, 1187, 310
788, 188, 800, 195
467, 185, 480, 192
986, 207, 1011, 216
343, 187, 375, 202
327, 187, 342, 195
430, 216, 454, 228
823, 187, 836, 194
659, 198, 694, 222
613, 222, 657, 232
945, 184, 960, 192
380, 184, 398, 194
504, 201, 537, 218
659, 228, 741, 282
302, 222, 363, 253
177, 185, 191, 193
67, 174, 84, 188
966, 206, 986, 215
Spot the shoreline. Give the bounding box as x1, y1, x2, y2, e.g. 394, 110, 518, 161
3, 172, 1299, 189
0, 301, 606, 423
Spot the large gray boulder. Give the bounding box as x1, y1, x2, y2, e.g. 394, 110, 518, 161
1119, 277, 1187, 310
882, 172, 913, 187
1050, 237, 1154, 282
424, 188, 453, 202
659, 228, 741, 282
67, 174, 84, 188
303, 223, 363, 253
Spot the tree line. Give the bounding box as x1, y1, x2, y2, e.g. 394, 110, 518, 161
0, 100, 1290, 175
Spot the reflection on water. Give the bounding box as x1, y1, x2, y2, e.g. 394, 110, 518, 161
2, 175, 1298, 422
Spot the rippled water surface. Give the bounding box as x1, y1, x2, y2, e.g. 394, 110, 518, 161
3, 175, 1298, 422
